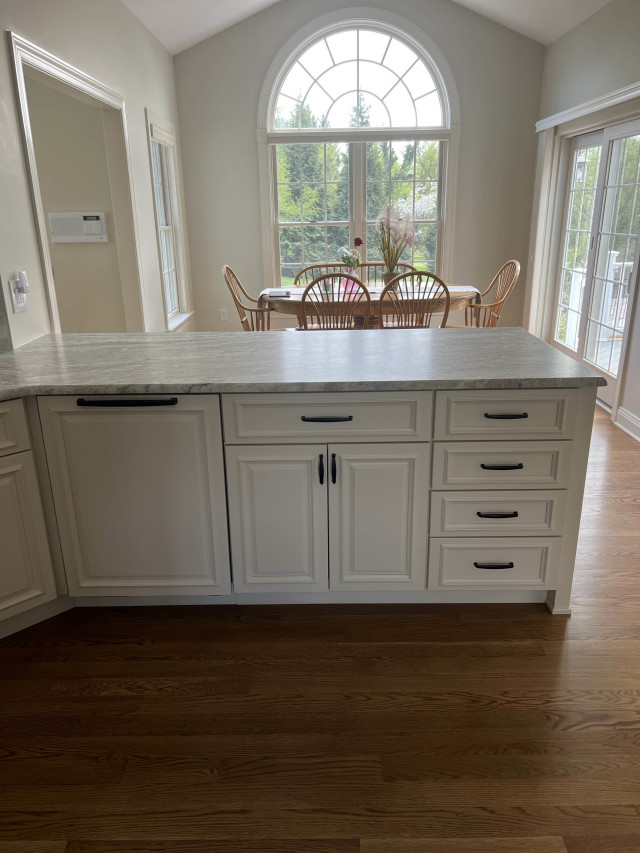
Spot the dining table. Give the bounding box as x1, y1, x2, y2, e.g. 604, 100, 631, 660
258, 283, 481, 328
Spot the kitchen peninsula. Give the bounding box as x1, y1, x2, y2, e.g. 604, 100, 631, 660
0, 328, 605, 636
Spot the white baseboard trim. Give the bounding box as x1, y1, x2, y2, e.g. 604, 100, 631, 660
3, 588, 552, 636
615, 407, 640, 444
74, 590, 548, 606
0, 597, 73, 639
235, 590, 548, 605
74, 594, 237, 607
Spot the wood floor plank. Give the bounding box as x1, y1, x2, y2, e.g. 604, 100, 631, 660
1, 804, 639, 840
362, 840, 568, 852
563, 835, 640, 852
64, 844, 359, 853
0, 845, 67, 853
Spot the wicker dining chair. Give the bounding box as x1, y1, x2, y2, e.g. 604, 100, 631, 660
301, 273, 371, 330
293, 263, 351, 288
379, 271, 451, 329
222, 265, 271, 331
358, 262, 417, 286
451, 260, 520, 328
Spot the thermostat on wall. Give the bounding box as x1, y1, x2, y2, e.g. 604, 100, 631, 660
48, 212, 108, 243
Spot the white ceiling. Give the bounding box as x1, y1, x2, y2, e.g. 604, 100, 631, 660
121, 0, 613, 55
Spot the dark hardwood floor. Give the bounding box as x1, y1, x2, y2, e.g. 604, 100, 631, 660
1, 407, 639, 852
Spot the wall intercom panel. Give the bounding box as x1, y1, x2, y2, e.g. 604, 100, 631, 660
48, 212, 108, 243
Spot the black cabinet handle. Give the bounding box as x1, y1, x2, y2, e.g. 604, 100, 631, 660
331, 453, 337, 484
77, 397, 178, 407
480, 463, 524, 471
484, 412, 529, 420
318, 454, 324, 485
301, 415, 354, 423
476, 511, 519, 519
474, 562, 515, 570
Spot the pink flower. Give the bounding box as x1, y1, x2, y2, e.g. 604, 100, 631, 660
354, 237, 363, 247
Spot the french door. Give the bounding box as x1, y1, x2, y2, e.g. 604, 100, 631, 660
552, 120, 640, 407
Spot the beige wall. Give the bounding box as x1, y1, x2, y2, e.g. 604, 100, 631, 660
174, 0, 544, 331
0, 0, 184, 347
540, 0, 640, 120
540, 0, 640, 428
25, 77, 127, 333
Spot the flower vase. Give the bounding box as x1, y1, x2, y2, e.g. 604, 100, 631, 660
343, 267, 358, 300
382, 270, 397, 288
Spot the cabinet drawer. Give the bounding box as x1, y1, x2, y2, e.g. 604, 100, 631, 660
0, 399, 30, 457
430, 490, 567, 537
432, 441, 572, 490
428, 538, 560, 589
434, 390, 579, 440
222, 392, 432, 443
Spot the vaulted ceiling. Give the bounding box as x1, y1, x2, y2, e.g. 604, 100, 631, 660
121, 0, 613, 55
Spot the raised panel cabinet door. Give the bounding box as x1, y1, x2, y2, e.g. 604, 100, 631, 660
225, 445, 329, 593
328, 443, 430, 590
0, 451, 57, 620
37, 396, 231, 596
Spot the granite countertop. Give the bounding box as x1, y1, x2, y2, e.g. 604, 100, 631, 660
0, 328, 606, 402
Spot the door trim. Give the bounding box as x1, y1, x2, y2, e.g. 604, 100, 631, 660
8, 31, 146, 332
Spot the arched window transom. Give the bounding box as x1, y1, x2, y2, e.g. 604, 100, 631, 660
274, 28, 446, 130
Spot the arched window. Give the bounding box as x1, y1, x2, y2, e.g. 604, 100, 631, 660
261, 22, 455, 286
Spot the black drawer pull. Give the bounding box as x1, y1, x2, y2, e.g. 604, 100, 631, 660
301, 415, 354, 423
474, 562, 515, 570
484, 412, 529, 420
331, 453, 337, 485
476, 511, 519, 519
77, 397, 178, 407
480, 463, 524, 471
318, 454, 324, 485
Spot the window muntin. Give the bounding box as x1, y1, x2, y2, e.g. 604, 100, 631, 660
275, 28, 444, 130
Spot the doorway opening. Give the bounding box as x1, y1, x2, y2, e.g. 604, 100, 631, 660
10, 34, 145, 333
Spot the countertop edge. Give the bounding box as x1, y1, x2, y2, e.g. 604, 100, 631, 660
0, 376, 606, 402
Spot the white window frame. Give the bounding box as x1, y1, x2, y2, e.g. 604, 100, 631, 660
146, 111, 193, 330
257, 11, 460, 289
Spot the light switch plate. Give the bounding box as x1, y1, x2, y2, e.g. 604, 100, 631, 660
8, 278, 27, 313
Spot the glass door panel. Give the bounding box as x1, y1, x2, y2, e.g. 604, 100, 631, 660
554, 141, 601, 351
584, 134, 640, 381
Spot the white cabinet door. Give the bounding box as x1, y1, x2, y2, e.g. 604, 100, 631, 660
225, 445, 329, 592
0, 451, 57, 619
328, 443, 430, 590
38, 396, 230, 596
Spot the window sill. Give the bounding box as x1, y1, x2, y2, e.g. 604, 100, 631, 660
167, 311, 195, 332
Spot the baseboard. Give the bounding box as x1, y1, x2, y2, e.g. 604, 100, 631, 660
235, 590, 548, 605
0, 596, 73, 639
74, 594, 237, 606
73, 590, 548, 607
615, 407, 640, 444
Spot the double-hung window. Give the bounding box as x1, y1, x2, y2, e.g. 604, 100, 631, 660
148, 118, 190, 327
266, 25, 452, 286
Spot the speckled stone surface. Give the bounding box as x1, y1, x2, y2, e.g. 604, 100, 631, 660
0, 328, 605, 402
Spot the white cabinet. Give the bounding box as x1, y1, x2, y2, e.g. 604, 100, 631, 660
225, 445, 329, 593
225, 442, 430, 592
329, 444, 430, 590
0, 450, 57, 619
38, 395, 231, 596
